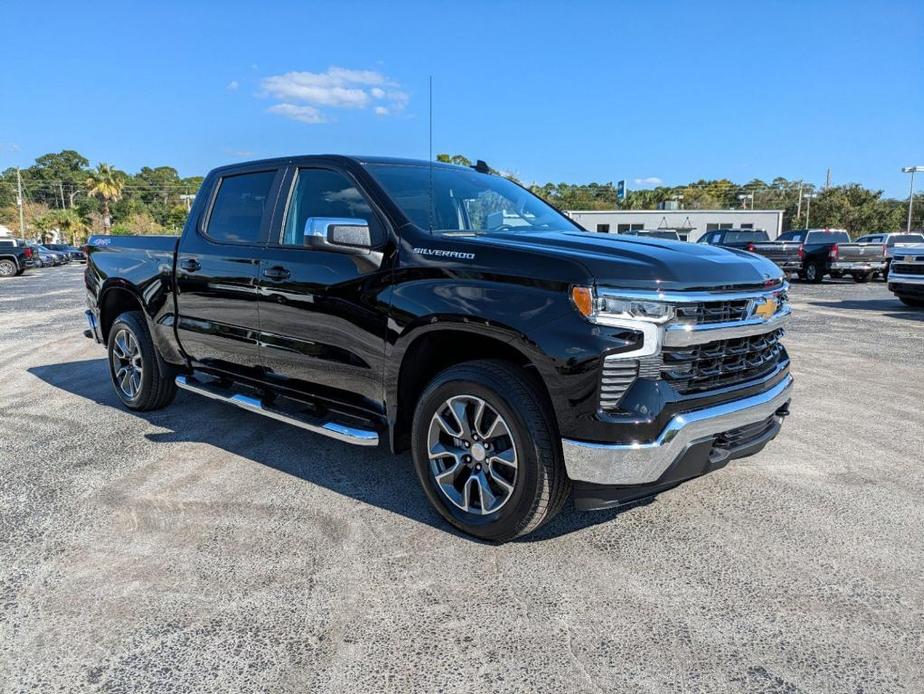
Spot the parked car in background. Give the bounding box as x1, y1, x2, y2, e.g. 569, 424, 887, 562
831, 232, 924, 282
0, 238, 34, 277
30, 244, 57, 268
45, 243, 87, 262
36, 245, 69, 266
886, 243, 924, 308
618, 229, 683, 241
750, 229, 851, 283
697, 229, 770, 251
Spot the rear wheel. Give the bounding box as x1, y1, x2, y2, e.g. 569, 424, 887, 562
805, 261, 824, 283
107, 311, 177, 411
852, 272, 874, 283
899, 296, 924, 308
411, 359, 570, 542
0, 259, 17, 277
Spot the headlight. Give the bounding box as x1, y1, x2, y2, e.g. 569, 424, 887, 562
571, 287, 674, 325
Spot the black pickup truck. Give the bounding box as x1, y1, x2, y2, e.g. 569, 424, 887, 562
0, 238, 35, 277
84, 155, 793, 541
750, 228, 851, 282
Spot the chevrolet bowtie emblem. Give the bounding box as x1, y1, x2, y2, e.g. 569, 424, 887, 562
754, 298, 778, 319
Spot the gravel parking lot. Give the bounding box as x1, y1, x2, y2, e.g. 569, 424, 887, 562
1, 265, 922, 692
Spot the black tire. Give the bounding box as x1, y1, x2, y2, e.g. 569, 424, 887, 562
0, 259, 17, 277
852, 272, 873, 283
805, 261, 824, 283
898, 296, 924, 308
882, 260, 891, 281
107, 311, 177, 411
411, 359, 571, 542
830, 271, 843, 279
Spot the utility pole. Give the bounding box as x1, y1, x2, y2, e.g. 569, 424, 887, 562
58, 181, 66, 209
902, 166, 924, 232
796, 182, 804, 226
16, 168, 25, 238
825, 168, 831, 190
805, 193, 817, 229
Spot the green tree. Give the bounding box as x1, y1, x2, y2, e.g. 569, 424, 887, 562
85, 163, 125, 232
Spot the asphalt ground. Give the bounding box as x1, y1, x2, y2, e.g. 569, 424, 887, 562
1, 264, 922, 692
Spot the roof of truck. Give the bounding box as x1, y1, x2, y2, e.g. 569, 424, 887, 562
212, 154, 468, 174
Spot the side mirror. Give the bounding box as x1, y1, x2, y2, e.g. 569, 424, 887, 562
304, 217, 372, 253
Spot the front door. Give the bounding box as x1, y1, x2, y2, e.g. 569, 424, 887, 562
256, 166, 392, 413
175, 167, 282, 374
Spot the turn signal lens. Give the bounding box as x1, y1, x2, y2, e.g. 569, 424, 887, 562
571, 286, 595, 318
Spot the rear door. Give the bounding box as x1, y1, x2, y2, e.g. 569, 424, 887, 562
255, 164, 392, 413
174, 166, 284, 373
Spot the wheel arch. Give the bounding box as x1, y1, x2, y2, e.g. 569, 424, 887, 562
389, 326, 554, 453
98, 281, 145, 343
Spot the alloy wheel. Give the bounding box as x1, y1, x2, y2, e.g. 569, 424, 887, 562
427, 395, 519, 515
111, 328, 143, 399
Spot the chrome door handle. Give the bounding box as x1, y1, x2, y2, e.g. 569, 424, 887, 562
262, 266, 290, 281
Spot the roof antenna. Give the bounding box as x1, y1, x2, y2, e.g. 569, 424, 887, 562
428, 75, 433, 234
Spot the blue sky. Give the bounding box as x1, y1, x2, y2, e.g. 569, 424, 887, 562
1, 0, 921, 196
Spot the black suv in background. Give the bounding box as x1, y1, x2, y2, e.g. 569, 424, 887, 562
698, 229, 770, 251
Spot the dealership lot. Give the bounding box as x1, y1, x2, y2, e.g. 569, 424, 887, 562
1, 266, 922, 692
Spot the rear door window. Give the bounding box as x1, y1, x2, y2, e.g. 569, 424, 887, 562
205, 170, 277, 244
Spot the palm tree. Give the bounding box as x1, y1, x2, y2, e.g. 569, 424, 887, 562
85, 163, 125, 232
56, 209, 89, 245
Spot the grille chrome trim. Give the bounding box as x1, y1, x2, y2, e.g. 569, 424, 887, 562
663, 305, 791, 347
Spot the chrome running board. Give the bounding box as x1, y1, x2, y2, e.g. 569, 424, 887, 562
175, 375, 379, 447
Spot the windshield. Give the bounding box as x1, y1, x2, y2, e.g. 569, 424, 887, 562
367, 164, 581, 234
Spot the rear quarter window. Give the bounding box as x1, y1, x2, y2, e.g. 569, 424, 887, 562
205, 170, 277, 244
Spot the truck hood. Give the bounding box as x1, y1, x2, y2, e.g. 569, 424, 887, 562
469, 230, 784, 290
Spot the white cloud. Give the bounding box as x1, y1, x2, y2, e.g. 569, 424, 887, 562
226, 80, 239, 91
634, 176, 663, 186
267, 103, 326, 124
259, 66, 408, 123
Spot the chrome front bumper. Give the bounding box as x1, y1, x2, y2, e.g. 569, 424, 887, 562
888, 272, 924, 286
562, 375, 793, 485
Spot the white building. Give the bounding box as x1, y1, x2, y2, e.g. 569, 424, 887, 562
565, 209, 784, 242
0, 224, 13, 238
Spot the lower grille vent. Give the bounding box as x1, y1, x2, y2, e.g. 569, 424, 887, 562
600, 357, 639, 411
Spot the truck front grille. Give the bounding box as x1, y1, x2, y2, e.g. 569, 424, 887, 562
892, 263, 924, 275
661, 328, 786, 394
675, 299, 751, 324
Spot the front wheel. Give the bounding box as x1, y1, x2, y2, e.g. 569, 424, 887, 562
107, 311, 177, 411
411, 360, 571, 542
